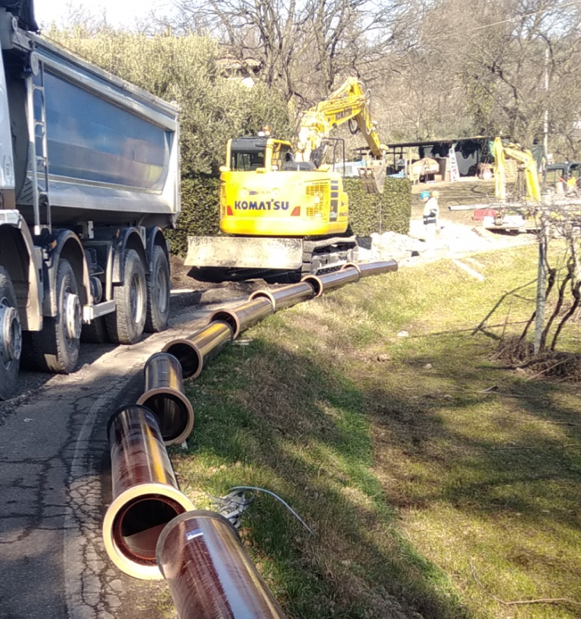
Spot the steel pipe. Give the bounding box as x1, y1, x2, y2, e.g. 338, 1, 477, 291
301, 266, 360, 297
208, 297, 274, 339
103, 405, 194, 580
157, 511, 287, 619
249, 281, 315, 312
162, 321, 234, 379
136, 352, 194, 446
351, 259, 398, 278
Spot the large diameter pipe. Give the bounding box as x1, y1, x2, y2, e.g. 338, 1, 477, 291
249, 281, 315, 312
344, 260, 398, 278
157, 511, 287, 619
136, 352, 194, 446
208, 297, 274, 339
301, 266, 360, 297
103, 405, 194, 580
162, 320, 234, 380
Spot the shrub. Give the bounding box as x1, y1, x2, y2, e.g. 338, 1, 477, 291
47, 29, 292, 175
345, 177, 412, 236
165, 176, 220, 256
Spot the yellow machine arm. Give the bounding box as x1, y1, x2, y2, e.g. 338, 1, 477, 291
493, 137, 541, 203
295, 77, 386, 163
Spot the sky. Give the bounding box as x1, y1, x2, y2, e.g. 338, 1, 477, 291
34, 0, 169, 29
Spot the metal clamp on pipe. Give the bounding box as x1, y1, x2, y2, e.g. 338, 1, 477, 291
302, 266, 360, 297
249, 281, 315, 312
136, 352, 194, 446
208, 297, 274, 339
162, 320, 234, 379
103, 405, 194, 580
157, 511, 287, 619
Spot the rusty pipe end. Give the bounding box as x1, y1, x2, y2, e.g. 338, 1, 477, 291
162, 339, 204, 379
103, 483, 195, 580
136, 388, 194, 446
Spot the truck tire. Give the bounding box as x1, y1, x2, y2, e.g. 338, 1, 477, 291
106, 249, 147, 344
81, 316, 110, 344
0, 267, 21, 399
145, 245, 170, 333
30, 258, 81, 374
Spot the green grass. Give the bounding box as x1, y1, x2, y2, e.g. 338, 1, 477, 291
171, 244, 581, 619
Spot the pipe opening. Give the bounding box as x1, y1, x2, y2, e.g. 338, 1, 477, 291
113, 495, 186, 566
301, 275, 322, 297
140, 393, 192, 442
209, 311, 238, 334
164, 342, 202, 379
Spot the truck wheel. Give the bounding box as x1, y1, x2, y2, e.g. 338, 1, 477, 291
0, 267, 21, 399
106, 249, 147, 344
145, 245, 170, 333
32, 258, 81, 374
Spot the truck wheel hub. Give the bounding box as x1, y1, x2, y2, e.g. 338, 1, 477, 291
0, 301, 21, 363
64, 292, 81, 340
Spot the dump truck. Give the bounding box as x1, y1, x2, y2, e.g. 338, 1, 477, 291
0, 1, 180, 398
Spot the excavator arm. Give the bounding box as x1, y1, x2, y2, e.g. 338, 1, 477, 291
295, 78, 387, 192
493, 137, 541, 203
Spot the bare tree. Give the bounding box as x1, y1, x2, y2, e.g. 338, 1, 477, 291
169, 0, 413, 108
456, 0, 581, 147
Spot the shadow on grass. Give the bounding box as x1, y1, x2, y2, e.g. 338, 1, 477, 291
175, 337, 480, 619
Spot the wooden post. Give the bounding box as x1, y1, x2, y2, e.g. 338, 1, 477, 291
534, 231, 547, 354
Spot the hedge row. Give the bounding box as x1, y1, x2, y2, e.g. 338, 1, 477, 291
165, 176, 221, 256
168, 175, 412, 256
344, 177, 412, 237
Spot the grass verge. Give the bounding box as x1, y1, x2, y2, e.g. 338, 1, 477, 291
172, 244, 581, 619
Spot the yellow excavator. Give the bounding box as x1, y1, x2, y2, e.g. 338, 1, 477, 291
186, 78, 387, 279
493, 137, 541, 203
483, 137, 542, 232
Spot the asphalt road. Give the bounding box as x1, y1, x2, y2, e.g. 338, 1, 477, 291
0, 286, 248, 619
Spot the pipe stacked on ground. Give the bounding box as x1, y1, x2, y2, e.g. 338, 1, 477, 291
249, 281, 315, 312
208, 297, 274, 339
302, 260, 398, 297
103, 260, 399, 587
157, 511, 287, 619
103, 405, 194, 580
137, 352, 194, 445
163, 320, 234, 379
301, 265, 361, 297
345, 259, 398, 278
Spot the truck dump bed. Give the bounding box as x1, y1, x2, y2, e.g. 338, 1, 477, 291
0, 13, 180, 227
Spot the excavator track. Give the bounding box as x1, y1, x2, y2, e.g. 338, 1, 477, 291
190, 235, 359, 284
300, 235, 358, 276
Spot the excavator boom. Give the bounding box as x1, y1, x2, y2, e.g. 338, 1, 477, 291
295, 78, 387, 193
493, 137, 541, 203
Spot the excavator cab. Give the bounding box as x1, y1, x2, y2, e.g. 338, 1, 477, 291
226, 137, 296, 173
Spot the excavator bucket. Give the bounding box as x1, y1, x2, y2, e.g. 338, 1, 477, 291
358, 158, 386, 194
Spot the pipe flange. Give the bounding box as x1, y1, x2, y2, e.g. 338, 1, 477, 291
341, 262, 362, 276
64, 292, 82, 340
0, 300, 21, 364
